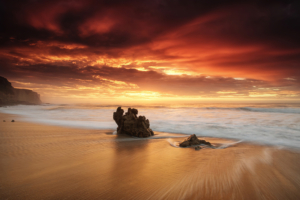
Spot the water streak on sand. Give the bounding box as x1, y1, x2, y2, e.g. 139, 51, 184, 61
145, 147, 283, 200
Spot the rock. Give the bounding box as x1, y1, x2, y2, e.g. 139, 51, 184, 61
113, 107, 124, 133
3, 120, 5, 122
11, 119, 15, 122
0, 76, 14, 95
131, 108, 138, 117
14, 88, 42, 104
195, 146, 202, 150
179, 134, 212, 147
113, 107, 154, 137
179, 140, 190, 147
199, 140, 212, 146
0, 76, 42, 105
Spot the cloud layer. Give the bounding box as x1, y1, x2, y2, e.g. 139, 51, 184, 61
1, 0, 299, 102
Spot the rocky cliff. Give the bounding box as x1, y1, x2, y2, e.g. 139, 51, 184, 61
0, 76, 42, 105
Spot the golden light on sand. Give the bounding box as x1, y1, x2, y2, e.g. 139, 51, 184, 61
1, 112, 300, 199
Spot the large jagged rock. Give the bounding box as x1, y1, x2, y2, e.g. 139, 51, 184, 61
179, 134, 212, 147
113, 107, 154, 137
113, 107, 124, 132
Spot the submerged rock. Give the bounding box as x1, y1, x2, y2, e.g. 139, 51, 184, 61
179, 134, 212, 147
113, 107, 154, 137
11, 119, 15, 122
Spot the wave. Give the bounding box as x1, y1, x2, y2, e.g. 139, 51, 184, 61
43, 104, 300, 114
204, 106, 300, 114
1, 104, 300, 148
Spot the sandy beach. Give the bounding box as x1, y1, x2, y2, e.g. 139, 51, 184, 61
1, 112, 300, 200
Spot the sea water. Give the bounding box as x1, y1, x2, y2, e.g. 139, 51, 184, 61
1, 103, 300, 148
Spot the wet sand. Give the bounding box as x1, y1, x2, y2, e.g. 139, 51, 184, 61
1, 113, 300, 200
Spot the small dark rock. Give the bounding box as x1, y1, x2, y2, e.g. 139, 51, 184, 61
11, 119, 15, 122
199, 140, 212, 146
179, 134, 212, 147
3, 120, 5, 122
179, 140, 190, 147
195, 146, 202, 150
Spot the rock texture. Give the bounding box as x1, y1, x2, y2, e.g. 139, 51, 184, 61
0, 76, 14, 95
0, 76, 42, 106
179, 134, 212, 147
113, 107, 154, 137
13, 88, 42, 105
195, 146, 202, 150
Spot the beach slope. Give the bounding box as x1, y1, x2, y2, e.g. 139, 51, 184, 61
1, 113, 300, 200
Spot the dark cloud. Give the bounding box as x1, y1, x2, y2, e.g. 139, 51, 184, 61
0, 0, 300, 100
1, 0, 299, 48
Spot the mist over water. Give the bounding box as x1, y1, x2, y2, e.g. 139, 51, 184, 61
1, 103, 300, 148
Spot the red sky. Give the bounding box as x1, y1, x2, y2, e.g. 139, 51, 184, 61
0, 0, 300, 104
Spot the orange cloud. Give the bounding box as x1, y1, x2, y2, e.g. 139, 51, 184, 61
1, 0, 300, 103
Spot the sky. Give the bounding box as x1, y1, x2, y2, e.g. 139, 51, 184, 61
0, 0, 300, 104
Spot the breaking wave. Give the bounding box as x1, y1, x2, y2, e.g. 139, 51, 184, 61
1, 103, 300, 148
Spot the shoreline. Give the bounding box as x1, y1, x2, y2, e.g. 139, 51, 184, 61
1, 111, 299, 152
1, 112, 300, 199
1, 104, 300, 149
0, 112, 260, 147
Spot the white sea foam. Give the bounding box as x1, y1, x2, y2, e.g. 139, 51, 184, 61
1, 104, 300, 148
167, 139, 180, 148
217, 140, 243, 149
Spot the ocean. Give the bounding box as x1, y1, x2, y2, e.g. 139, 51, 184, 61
1, 103, 300, 148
